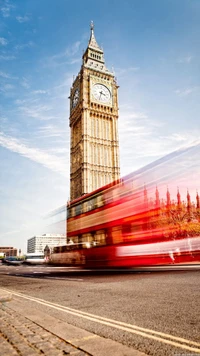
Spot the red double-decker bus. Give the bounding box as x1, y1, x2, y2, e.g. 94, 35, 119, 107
49, 145, 200, 268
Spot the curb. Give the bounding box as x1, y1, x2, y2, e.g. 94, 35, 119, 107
2, 293, 147, 356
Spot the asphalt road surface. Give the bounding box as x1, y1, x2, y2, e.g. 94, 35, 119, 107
0, 264, 200, 356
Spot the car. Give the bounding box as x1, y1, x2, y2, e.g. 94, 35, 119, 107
2, 257, 23, 265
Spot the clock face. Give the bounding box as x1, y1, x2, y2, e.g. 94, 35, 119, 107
92, 84, 111, 103
72, 88, 79, 108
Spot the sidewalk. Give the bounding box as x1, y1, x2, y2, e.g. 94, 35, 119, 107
0, 291, 147, 356
0, 295, 89, 356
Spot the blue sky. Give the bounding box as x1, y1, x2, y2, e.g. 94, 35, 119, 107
0, 0, 200, 253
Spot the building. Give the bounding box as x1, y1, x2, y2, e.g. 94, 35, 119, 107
0, 247, 17, 257
69, 22, 120, 201
27, 234, 66, 254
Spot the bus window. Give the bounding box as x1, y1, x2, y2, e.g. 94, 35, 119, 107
86, 198, 95, 211
92, 197, 98, 209
93, 230, 106, 246
61, 245, 68, 253
67, 236, 79, 244
82, 202, 87, 213
53, 246, 61, 253
82, 233, 93, 248
71, 207, 75, 217
122, 224, 132, 242
96, 194, 104, 208
111, 226, 123, 244
89, 199, 94, 210
75, 204, 82, 216
85, 200, 92, 212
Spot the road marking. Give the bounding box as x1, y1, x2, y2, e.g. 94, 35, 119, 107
1, 288, 200, 353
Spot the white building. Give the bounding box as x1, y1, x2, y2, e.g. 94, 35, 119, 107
27, 234, 66, 254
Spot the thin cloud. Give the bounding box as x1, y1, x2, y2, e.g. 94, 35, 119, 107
115, 66, 139, 78
37, 124, 65, 138
170, 133, 187, 142
120, 129, 200, 160
16, 15, 30, 23
0, 37, 8, 45
175, 87, 198, 97
18, 103, 59, 121
32, 90, 48, 95
21, 76, 30, 88
1, 1, 15, 18
121, 111, 148, 120
15, 41, 34, 50
118, 105, 200, 175
65, 41, 81, 57
0, 54, 16, 60
177, 55, 193, 63
69, 58, 81, 65
0, 70, 18, 79
0, 132, 68, 176
0, 83, 15, 92
46, 41, 81, 67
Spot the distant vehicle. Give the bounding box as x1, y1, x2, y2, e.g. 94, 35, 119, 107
24, 253, 45, 265
2, 256, 23, 265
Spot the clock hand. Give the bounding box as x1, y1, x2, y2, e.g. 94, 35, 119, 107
99, 90, 105, 100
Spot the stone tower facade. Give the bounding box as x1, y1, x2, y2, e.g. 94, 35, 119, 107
69, 22, 120, 201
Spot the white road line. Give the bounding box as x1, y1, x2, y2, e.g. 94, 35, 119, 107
1, 288, 200, 353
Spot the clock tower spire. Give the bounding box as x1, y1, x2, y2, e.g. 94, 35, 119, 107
69, 22, 120, 201
88, 20, 101, 50
82, 21, 109, 73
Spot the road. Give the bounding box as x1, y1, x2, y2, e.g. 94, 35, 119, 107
0, 264, 200, 356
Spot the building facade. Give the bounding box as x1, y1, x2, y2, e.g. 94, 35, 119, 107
27, 234, 66, 254
0, 246, 17, 257
69, 22, 120, 201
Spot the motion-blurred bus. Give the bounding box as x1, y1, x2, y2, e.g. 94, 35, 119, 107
49, 144, 200, 268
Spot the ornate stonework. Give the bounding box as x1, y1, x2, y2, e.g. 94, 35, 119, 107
69, 22, 120, 201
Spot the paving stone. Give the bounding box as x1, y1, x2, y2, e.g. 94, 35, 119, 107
0, 336, 19, 356
53, 340, 78, 353
35, 329, 51, 339
26, 334, 44, 344
0, 304, 89, 356
34, 341, 63, 355
14, 343, 39, 356
15, 326, 35, 337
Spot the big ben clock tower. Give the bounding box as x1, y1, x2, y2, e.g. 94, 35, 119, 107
69, 22, 120, 201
